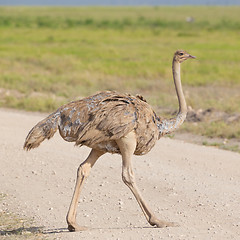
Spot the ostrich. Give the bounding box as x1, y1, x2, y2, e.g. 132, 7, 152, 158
24, 50, 195, 231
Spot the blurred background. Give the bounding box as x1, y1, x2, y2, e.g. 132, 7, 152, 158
1, 1, 240, 5
0, 1, 239, 151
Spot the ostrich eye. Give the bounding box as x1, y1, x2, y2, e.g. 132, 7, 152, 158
179, 52, 184, 56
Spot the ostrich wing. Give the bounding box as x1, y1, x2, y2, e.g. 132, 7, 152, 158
75, 95, 138, 147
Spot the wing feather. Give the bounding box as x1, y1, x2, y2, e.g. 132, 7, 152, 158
75, 96, 137, 147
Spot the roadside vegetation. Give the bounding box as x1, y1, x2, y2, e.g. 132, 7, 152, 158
0, 6, 239, 150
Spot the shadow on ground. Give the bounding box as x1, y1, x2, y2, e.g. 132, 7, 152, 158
0, 226, 44, 236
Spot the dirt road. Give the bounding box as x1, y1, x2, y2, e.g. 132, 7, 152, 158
0, 108, 239, 239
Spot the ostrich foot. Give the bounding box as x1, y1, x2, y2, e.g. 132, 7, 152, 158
149, 217, 178, 228
67, 223, 88, 232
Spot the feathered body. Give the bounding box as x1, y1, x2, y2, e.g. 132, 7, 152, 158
24, 91, 163, 155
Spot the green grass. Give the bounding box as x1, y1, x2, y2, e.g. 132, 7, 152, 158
182, 121, 240, 139
202, 141, 240, 153
0, 6, 240, 140
0, 6, 240, 30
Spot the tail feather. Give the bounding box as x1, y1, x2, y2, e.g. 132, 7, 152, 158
23, 111, 60, 151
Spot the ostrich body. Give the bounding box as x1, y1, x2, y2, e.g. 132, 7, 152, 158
24, 50, 195, 231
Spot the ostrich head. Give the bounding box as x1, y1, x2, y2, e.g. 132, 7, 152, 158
174, 50, 196, 63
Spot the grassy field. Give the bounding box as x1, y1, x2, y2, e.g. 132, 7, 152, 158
0, 6, 240, 141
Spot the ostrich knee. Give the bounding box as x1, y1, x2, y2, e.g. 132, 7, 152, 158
77, 162, 92, 178
122, 167, 135, 187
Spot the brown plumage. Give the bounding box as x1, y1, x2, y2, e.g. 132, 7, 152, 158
24, 50, 195, 232
24, 91, 160, 155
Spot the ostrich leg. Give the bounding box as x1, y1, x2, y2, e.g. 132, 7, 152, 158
66, 149, 104, 232
116, 131, 175, 228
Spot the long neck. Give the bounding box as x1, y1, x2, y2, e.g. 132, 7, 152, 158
172, 59, 187, 114
157, 59, 187, 137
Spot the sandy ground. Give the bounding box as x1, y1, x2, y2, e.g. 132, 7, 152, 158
0, 108, 240, 240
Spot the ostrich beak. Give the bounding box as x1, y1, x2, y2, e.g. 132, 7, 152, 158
188, 54, 196, 59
